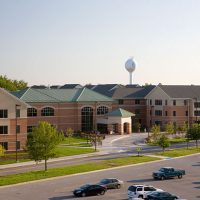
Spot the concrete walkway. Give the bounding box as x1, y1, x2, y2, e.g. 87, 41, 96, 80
0, 134, 131, 170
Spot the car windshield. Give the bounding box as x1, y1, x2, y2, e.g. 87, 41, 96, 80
128, 186, 136, 192
100, 179, 109, 184
159, 168, 165, 172
80, 184, 90, 189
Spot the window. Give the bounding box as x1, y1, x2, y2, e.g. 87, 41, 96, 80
135, 109, 140, 115
184, 100, 187, 106
185, 111, 188, 116
0, 126, 8, 134
27, 126, 35, 133
155, 99, 162, 105
150, 99, 152, 105
150, 110, 152, 115
165, 111, 168, 116
41, 107, 54, 116
16, 141, 20, 150
16, 109, 20, 117
97, 106, 108, 115
27, 108, 37, 117
173, 111, 176, 116
81, 107, 93, 132
194, 110, 200, 116
0, 110, 8, 118
173, 100, 176, 106
118, 99, 124, 105
165, 100, 168, 106
194, 102, 200, 108
16, 125, 20, 134
155, 110, 162, 116
135, 99, 140, 104
0, 142, 8, 150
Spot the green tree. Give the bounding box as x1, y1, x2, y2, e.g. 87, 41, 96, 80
0, 145, 5, 157
0, 75, 27, 91
157, 134, 170, 152
186, 123, 200, 148
66, 128, 74, 144
27, 121, 64, 171
165, 123, 175, 135
133, 122, 141, 132
150, 124, 160, 142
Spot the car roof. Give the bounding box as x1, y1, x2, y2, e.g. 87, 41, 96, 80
130, 184, 153, 187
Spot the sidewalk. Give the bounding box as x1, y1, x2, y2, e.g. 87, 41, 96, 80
0, 134, 130, 170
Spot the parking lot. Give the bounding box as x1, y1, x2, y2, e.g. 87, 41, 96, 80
0, 154, 199, 200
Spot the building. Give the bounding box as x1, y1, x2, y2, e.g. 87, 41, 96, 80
2, 84, 200, 151
0, 88, 29, 151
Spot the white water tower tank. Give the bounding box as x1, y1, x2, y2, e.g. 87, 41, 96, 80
125, 57, 136, 85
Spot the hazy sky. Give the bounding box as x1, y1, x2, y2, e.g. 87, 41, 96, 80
1, 0, 200, 86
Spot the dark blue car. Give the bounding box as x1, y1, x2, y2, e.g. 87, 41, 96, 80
145, 191, 179, 200
73, 184, 107, 197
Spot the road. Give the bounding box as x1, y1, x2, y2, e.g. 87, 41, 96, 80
0, 154, 199, 200
0, 133, 197, 176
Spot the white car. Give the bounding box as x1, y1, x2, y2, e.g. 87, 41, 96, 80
127, 184, 163, 199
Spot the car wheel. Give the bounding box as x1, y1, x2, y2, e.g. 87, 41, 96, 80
116, 184, 121, 189
81, 192, 86, 197
99, 190, 105, 195
160, 176, 165, 180
178, 174, 182, 179
138, 195, 143, 199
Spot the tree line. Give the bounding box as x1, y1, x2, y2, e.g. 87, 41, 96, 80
0, 75, 27, 91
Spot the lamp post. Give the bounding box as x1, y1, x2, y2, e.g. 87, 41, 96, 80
194, 97, 198, 123
15, 104, 20, 162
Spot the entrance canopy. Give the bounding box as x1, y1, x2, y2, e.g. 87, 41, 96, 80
97, 108, 135, 134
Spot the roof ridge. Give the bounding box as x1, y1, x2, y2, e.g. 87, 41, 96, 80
75, 87, 85, 102
20, 87, 31, 99
31, 88, 62, 102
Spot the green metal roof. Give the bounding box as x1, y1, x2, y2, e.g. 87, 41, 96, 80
107, 108, 135, 118
12, 87, 113, 103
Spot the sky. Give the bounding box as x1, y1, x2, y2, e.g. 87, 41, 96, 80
1, 0, 200, 87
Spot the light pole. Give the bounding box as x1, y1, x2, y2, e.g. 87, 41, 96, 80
15, 104, 20, 162
194, 97, 198, 123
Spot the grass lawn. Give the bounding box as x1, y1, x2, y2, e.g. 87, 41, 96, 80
169, 138, 187, 144
0, 146, 95, 165
60, 136, 89, 145
54, 146, 96, 157
0, 156, 160, 186
155, 147, 200, 157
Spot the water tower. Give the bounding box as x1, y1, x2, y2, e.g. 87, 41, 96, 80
125, 57, 136, 85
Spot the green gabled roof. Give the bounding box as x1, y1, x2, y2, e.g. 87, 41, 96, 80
107, 108, 135, 118
12, 87, 113, 103
72, 87, 113, 102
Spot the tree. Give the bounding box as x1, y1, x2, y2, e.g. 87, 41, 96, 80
0, 75, 27, 91
165, 123, 175, 135
27, 121, 64, 171
66, 128, 74, 144
157, 134, 170, 152
0, 145, 5, 157
186, 123, 200, 148
150, 124, 160, 142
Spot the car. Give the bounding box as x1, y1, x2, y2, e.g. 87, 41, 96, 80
127, 184, 163, 199
145, 191, 179, 200
152, 167, 186, 180
73, 184, 107, 197
97, 178, 124, 189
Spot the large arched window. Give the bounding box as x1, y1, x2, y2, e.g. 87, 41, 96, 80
41, 107, 54, 116
81, 107, 93, 132
97, 106, 109, 115
27, 108, 37, 117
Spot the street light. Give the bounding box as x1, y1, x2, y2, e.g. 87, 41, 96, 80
15, 104, 20, 162
194, 97, 198, 123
